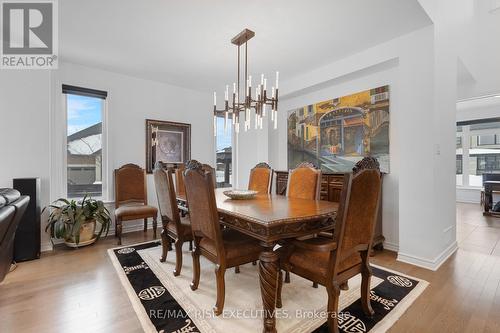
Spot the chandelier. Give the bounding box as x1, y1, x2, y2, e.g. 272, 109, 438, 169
213, 28, 279, 136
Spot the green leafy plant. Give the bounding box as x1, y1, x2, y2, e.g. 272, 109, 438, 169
43, 195, 111, 245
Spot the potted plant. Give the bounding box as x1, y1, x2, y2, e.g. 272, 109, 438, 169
44, 195, 112, 247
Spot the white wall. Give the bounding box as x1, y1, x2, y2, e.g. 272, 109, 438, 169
271, 58, 399, 251
266, 25, 458, 270
1, 62, 212, 251
0, 70, 52, 250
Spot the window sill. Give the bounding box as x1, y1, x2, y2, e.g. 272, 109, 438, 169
456, 186, 482, 191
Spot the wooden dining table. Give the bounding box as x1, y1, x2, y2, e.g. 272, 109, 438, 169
177, 188, 338, 333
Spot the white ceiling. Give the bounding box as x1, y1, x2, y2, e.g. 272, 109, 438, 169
60, 0, 431, 92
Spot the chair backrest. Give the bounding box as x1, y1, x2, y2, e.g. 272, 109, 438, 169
286, 162, 322, 200
248, 162, 273, 194
184, 160, 224, 257
330, 157, 381, 275
153, 165, 181, 229
114, 164, 147, 208
175, 164, 186, 197
201, 163, 217, 187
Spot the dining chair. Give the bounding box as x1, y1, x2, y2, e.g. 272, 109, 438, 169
278, 157, 382, 333
183, 159, 263, 315
248, 162, 273, 194
286, 162, 322, 200
153, 164, 193, 276
114, 163, 158, 245
283, 162, 322, 283
201, 163, 217, 187
174, 164, 186, 198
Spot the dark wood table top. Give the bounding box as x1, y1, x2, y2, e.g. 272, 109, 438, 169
178, 188, 338, 226
177, 188, 338, 243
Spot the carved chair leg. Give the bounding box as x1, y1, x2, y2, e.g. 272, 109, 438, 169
159, 229, 171, 262
252, 261, 257, 265
360, 252, 374, 316
312, 282, 318, 288
189, 241, 193, 251
152, 216, 157, 238
173, 239, 183, 276
326, 282, 341, 333
214, 265, 226, 316
276, 270, 283, 308
116, 218, 122, 245
285, 270, 291, 283
340, 281, 349, 290
190, 247, 200, 291
143, 218, 147, 232
235, 266, 240, 274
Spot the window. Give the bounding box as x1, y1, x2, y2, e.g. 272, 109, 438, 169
456, 119, 500, 187
215, 116, 232, 188
63, 85, 107, 198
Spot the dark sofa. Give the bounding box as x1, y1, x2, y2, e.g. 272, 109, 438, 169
0, 189, 29, 283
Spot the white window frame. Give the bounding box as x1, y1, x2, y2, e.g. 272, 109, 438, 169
214, 115, 236, 188
61, 92, 109, 201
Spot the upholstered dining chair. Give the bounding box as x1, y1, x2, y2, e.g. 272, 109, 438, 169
153, 165, 193, 276
183, 160, 263, 315
248, 162, 273, 194
114, 164, 158, 245
175, 163, 216, 194
286, 162, 322, 200
174, 164, 186, 198
201, 163, 217, 187
278, 157, 382, 333
283, 162, 322, 284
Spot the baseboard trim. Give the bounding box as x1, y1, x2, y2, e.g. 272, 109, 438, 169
383, 241, 399, 252
397, 241, 458, 271
41, 220, 158, 252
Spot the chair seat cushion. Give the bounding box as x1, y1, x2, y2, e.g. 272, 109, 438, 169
200, 229, 262, 260
281, 237, 361, 280
115, 204, 158, 220
167, 216, 193, 239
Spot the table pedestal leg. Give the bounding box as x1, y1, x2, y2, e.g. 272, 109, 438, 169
259, 246, 279, 333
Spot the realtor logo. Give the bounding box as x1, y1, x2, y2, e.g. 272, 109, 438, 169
1, 0, 58, 69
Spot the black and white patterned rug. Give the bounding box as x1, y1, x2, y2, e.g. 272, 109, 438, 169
108, 241, 428, 333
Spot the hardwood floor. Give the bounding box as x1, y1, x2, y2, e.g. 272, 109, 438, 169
1, 203, 500, 333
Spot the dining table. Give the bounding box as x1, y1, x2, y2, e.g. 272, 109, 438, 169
177, 188, 338, 333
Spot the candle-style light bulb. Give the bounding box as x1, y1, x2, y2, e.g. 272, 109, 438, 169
213, 92, 217, 106
275, 71, 279, 90
225, 85, 229, 101
272, 86, 275, 98
264, 78, 267, 91
233, 83, 236, 94
214, 115, 217, 136
224, 111, 228, 133
248, 75, 252, 87
261, 74, 264, 85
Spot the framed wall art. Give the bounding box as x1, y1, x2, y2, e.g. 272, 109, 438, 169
145, 119, 191, 173
287, 85, 390, 173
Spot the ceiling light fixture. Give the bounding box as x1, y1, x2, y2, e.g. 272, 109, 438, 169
213, 29, 279, 136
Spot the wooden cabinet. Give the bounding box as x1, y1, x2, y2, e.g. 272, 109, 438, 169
274, 170, 384, 250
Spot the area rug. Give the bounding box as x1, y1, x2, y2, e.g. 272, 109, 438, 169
108, 241, 428, 333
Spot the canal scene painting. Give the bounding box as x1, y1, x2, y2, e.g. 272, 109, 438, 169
287, 85, 390, 173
